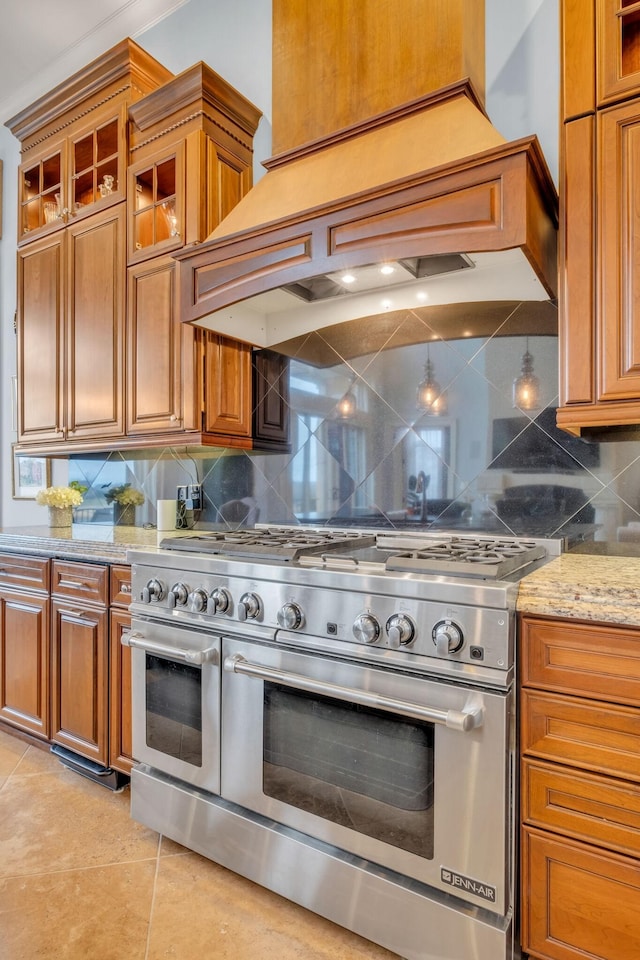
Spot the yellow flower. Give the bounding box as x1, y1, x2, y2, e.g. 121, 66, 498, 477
36, 486, 84, 508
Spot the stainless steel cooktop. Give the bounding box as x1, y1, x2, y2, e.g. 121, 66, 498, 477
159, 526, 554, 581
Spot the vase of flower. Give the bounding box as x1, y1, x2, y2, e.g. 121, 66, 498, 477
114, 502, 136, 526
105, 483, 145, 526
48, 505, 73, 528
35, 485, 84, 527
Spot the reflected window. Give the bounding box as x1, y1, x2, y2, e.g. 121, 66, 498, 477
402, 426, 452, 500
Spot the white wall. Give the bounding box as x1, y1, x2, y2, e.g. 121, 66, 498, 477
0, 0, 558, 526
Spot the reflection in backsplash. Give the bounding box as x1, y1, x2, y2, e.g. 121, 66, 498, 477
70, 300, 640, 544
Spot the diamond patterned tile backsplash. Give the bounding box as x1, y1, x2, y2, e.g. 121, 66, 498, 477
69, 300, 640, 545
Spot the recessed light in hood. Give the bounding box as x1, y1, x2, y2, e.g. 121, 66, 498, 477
283, 254, 474, 304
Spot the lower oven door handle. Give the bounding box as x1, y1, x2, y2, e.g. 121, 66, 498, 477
122, 631, 218, 665
223, 654, 483, 731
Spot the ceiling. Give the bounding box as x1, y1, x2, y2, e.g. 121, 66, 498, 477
0, 0, 190, 125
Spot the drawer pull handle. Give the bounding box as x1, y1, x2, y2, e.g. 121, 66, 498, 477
59, 579, 92, 591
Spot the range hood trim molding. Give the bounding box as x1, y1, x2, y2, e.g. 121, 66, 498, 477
176, 134, 558, 331
263, 79, 490, 172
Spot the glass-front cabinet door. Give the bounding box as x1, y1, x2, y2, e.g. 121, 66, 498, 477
19, 146, 65, 238
70, 115, 122, 211
17, 106, 126, 244
128, 143, 184, 262
598, 0, 640, 103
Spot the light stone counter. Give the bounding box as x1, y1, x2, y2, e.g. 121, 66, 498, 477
0, 524, 166, 564
517, 553, 640, 626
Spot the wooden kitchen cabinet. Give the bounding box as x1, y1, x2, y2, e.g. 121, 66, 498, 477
0, 554, 51, 740
109, 565, 133, 774
10, 43, 265, 456
17, 205, 126, 447
9, 40, 170, 246
123, 62, 260, 447
252, 348, 291, 451
519, 614, 640, 960
8, 40, 171, 455
50, 560, 109, 766
17, 104, 126, 243
127, 62, 260, 262
558, 1, 640, 434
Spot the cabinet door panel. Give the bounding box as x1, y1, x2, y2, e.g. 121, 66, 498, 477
520, 615, 640, 706
127, 256, 182, 434
521, 688, 640, 783
523, 758, 640, 858
109, 609, 132, 774
202, 331, 251, 439
252, 348, 291, 450
51, 560, 108, 605
561, 0, 596, 120
17, 234, 65, 442
110, 565, 132, 608
51, 601, 108, 764
559, 116, 595, 405
598, 100, 640, 398
0, 590, 50, 739
0, 554, 49, 593
66, 206, 125, 440
522, 827, 640, 960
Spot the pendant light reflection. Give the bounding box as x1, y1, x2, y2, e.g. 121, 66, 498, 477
336, 384, 357, 419
416, 348, 447, 416
512, 338, 541, 411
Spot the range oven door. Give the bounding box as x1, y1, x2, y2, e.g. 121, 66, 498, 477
221, 636, 513, 915
125, 617, 221, 793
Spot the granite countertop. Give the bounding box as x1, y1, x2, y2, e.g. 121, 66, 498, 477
1, 526, 640, 627
517, 553, 640, 626
0, 524, 165, 564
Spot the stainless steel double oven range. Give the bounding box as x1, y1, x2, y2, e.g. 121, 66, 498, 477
126, 526, 559, 960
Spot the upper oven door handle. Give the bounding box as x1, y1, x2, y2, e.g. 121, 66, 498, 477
223, 654, 484, 731
122, 631, 218, 665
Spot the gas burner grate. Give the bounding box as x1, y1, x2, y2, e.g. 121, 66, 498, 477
159, 528, 377, 560
384, 537, 546, 580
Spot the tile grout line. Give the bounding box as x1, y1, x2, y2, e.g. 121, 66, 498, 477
144, 832, 164, 960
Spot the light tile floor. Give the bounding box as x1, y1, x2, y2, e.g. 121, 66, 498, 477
0, 730, 401, 959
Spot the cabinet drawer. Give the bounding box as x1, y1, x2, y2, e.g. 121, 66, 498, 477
110, 565, 132, 608
520, 616, 640, 706
521, 689, 640, 783
522, 758, 640, 858
522, 826, 640, 960
0, 553, 49, 593
51, 560, 108, 606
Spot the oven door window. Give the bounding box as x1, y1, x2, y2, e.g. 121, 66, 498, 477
263, 683, 434, 857
145, 654, 202, 766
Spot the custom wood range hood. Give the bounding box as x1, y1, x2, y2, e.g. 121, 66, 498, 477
175, 0, 558, 346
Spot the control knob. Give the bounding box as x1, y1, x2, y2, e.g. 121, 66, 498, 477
238, 592, 261, 621
142, 578, 165, 603
207, 587, 231, 615
386, 614, 416, 648
432, 620, 464, 657
277, 601, 304, 630
187, 588, 209, 613
167, 582, 189, 609
352, 613, 381, 645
